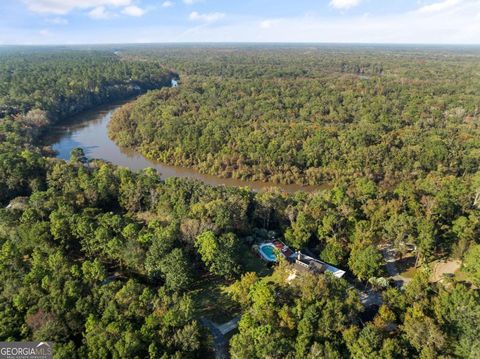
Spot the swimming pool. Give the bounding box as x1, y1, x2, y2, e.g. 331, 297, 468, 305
258, 243, 278, 262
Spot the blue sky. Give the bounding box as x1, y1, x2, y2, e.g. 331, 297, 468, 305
1, 0, 480, 44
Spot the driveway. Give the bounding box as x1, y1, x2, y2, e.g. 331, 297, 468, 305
200, 318, 229, 359
380, 245, 413, 287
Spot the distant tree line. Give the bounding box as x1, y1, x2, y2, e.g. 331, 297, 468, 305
0, 50, 175, 120
0, 47, 479, 358
110, 48, 480, 186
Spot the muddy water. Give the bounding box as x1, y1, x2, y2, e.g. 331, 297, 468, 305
43, 100, 324, 193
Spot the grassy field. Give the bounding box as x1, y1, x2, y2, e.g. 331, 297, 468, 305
454, 268, 470, 283
191, 246, 272, 323
191, 274, 240, 322
241, 247, 273, 277
397, 256, 418, 280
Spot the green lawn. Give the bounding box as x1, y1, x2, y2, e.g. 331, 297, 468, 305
241, 248, 273, 276
399, 265, 418, 279
396, 255, 417, 276
454, 268, 471, 283
191, 274, 241, 323
191, 248, 271, 323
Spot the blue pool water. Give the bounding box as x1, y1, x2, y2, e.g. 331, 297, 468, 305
259, 244, 277, 262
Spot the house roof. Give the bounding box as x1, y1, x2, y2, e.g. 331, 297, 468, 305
293, 252, 346, 278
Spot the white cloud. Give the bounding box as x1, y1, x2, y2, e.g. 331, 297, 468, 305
88, 6, 113, 19
177, 0, 480, 44
162, 1, 174, 8
39, 29, 52, 36
259, 19, 280, 29
122, 5, 145, 16
189, 11, 225, 23
8, 0, 480, 44
183, 0, 203, 5
46, 17, 69, 25
330, 0, 362, 10
24, 0, 132, 15
416, 0, 462, 14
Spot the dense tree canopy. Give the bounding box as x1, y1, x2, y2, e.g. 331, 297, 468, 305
0, 49, 174, 119
110, 47, 480, 185
1, 45, 479, 358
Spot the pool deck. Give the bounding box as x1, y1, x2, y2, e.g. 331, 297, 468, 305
257, 240, 346, 278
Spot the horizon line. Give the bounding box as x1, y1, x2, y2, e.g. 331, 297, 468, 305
1, 41, 480, 47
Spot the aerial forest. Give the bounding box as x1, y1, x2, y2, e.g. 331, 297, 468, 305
110, 47, 480, 185
0, 46, 479, 358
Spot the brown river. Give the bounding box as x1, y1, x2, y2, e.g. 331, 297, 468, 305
43, 100, 323, 193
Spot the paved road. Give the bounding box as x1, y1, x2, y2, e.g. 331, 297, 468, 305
217, 317, 240, 335
200, 316, 241, 359
381, 246, 412, 287
200, 318, 229, 359
359, 290, 383, 307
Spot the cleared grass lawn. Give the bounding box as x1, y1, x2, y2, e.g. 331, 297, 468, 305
392, 255, 418, 281
241, 248, 273, 276
399, 265, 418, 279
191, 247, 272, 322
454, 269, 470, 282
191, 274, 240, 322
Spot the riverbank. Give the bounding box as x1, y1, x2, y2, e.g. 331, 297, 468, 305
42, 99, 325, 193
